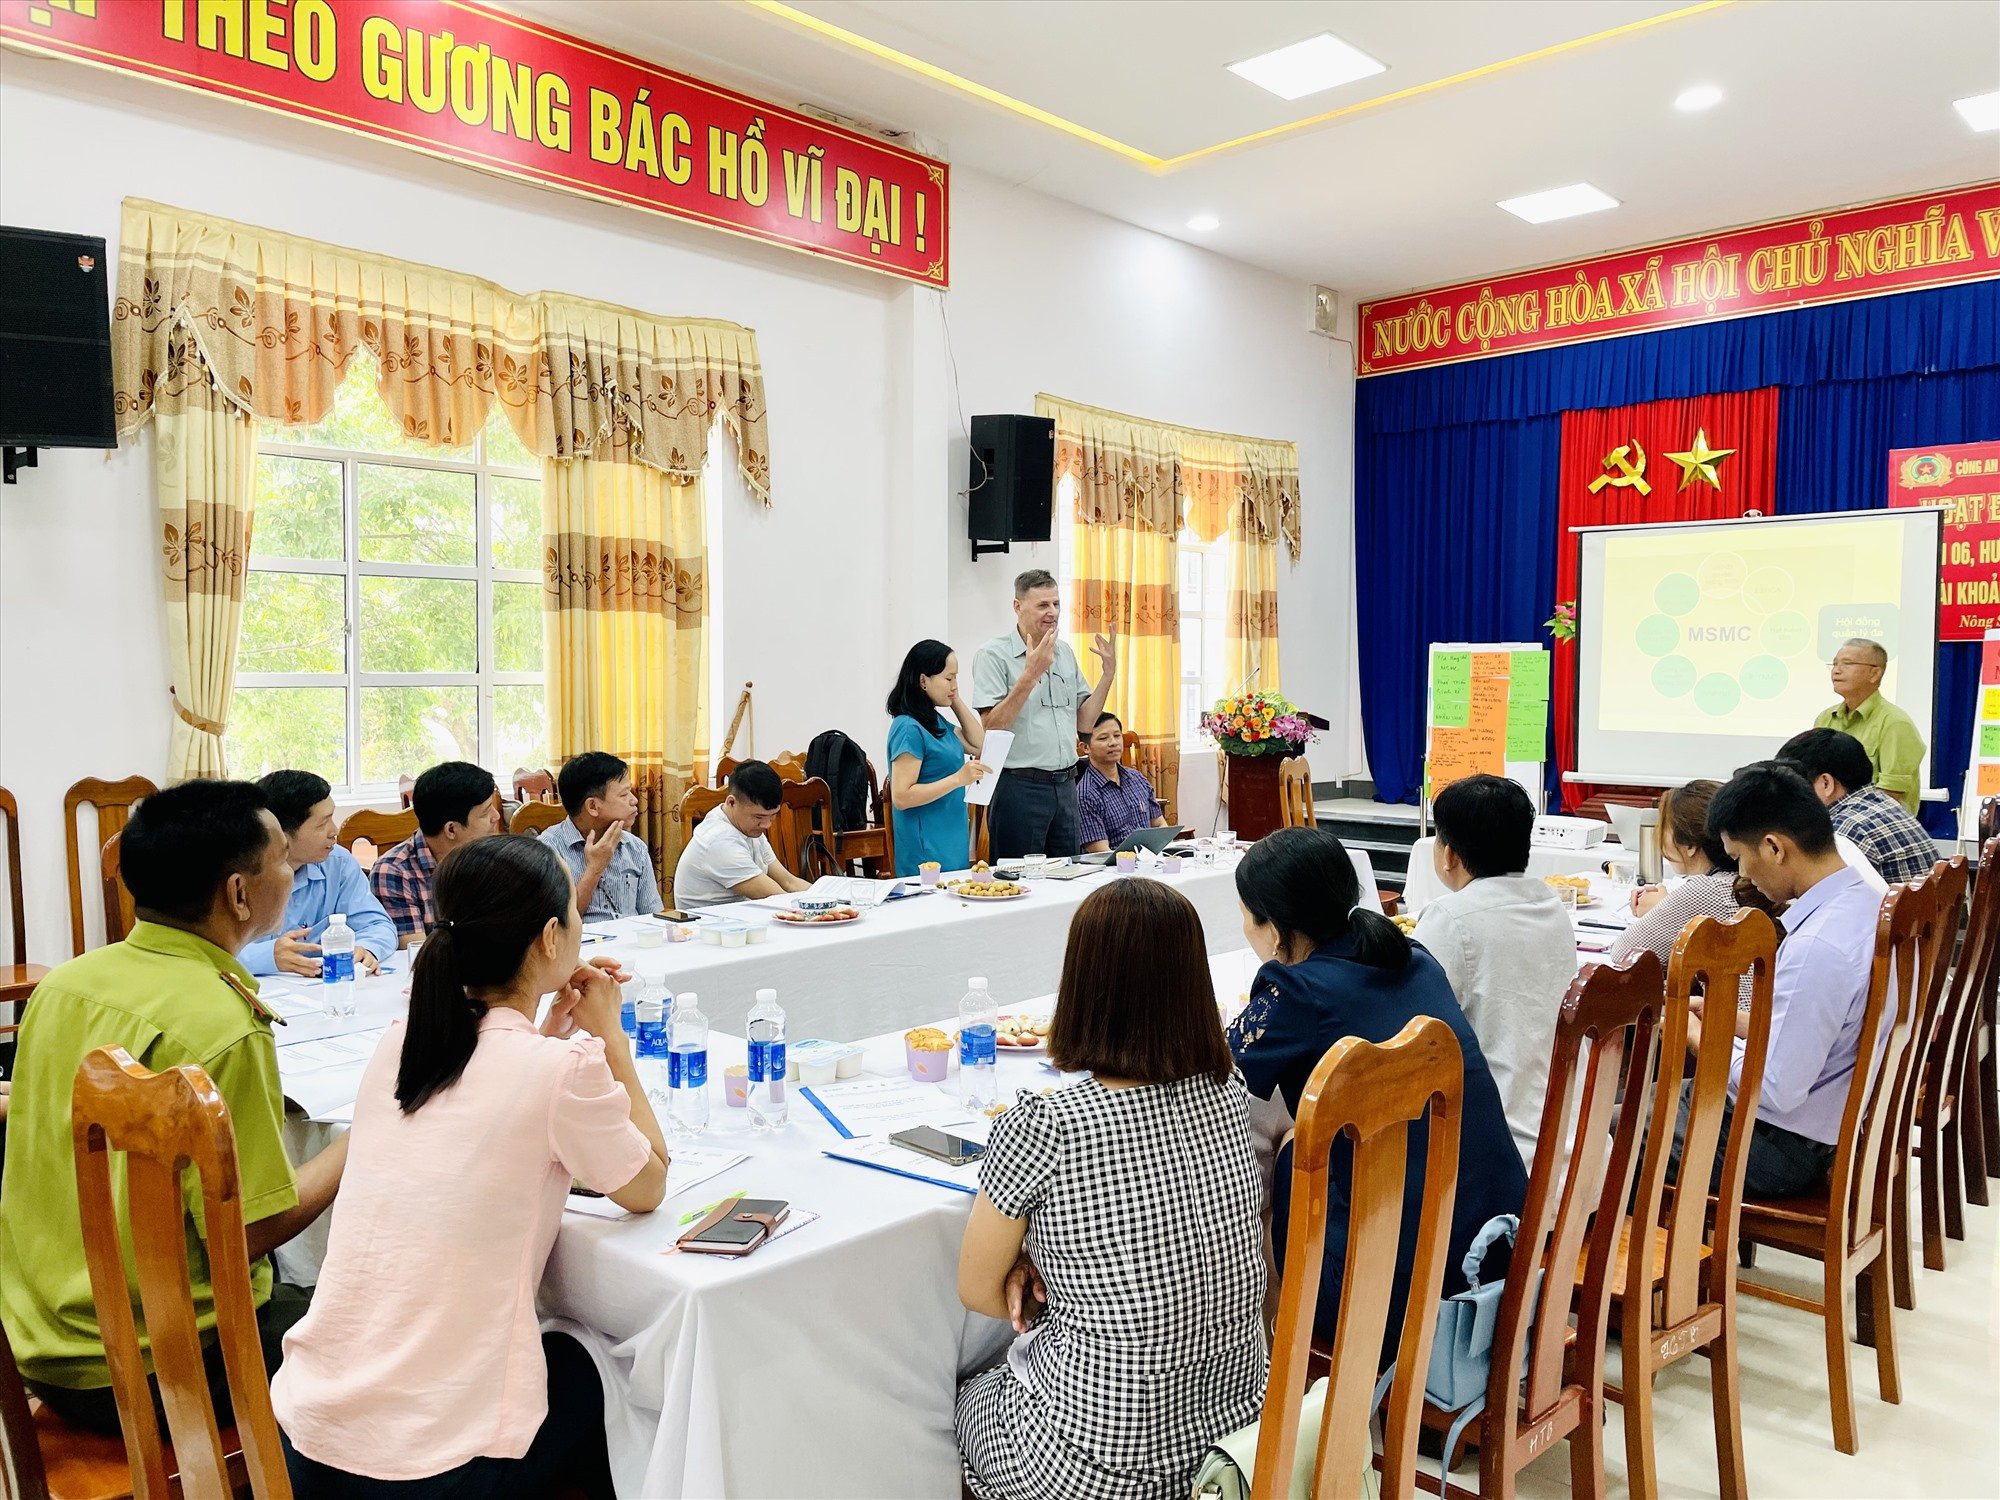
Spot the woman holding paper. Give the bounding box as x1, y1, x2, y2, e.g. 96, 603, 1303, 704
273, 835, 667, 1496
886, 638, 991, 875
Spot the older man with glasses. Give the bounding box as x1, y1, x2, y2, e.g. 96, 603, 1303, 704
1812, 637, 1926, 813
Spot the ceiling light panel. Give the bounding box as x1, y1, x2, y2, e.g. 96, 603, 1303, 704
1227, 33, 1387, 102
1953, 91, 2000, 132
1496, 183, 1621, 224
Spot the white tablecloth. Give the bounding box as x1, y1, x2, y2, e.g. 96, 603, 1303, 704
1401, 837, 1618, 913
272, 908, 1264, 1497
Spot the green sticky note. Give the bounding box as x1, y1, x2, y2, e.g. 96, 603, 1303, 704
1511, 650, 1550, 700
1983, 724, 2000, 759
1506, 701, 1546, 760
1432, 652, 1471, 698
1434, 694, 1470, 728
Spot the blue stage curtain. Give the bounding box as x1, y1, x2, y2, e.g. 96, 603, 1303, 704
1356, 281, 2000, 827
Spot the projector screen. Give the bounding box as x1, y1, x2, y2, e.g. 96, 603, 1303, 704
1575, 509, 1941, 789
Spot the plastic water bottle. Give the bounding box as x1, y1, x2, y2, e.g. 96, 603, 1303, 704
634, 989, 669, 1111
746, 987, 789, 1131
959, 977, 997, 1111
619, 974, 642, 1044
667, 991, 710, 1139
320, 914, 356, 1017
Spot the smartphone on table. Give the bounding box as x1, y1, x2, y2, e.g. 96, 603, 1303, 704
890, 1125, 986, 1165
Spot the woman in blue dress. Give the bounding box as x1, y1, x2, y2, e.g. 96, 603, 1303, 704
885, 639, 992, 876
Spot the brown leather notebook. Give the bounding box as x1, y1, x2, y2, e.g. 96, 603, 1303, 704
676, 1196, 790, 1257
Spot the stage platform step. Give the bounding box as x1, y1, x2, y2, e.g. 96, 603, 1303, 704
1310, 791, 1423, 890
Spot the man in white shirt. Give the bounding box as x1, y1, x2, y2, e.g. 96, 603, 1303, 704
1412, 775, 1576, 1171
673, 760, 812, 909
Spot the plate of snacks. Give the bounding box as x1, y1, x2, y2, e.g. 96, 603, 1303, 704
1392, 913, 1418, 935
773, 904, 863, 925
1541, 874, 1597, 908
944, 878, 1029, 902
905, 1026, 953, 1082
994, 1014, 1051, 1051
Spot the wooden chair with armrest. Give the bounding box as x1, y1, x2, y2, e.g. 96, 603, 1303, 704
511, 768, 557, 805
1733, 874, 1946, 1455
713, 753, 807, 788
1411, 952, 1667, 1500
507, 802, 568, 837
676, 787, 729, 852
772, 779, 841, 881
1589, 909, 1777, 1500
335, 808, 418, 858
1254, 1015, 1463, 1500
96, 834, 136, 949
0, 787, 50, 1008
71, 1045, 288, 1497
63, 777, 157, 957
834, 758, 894, 878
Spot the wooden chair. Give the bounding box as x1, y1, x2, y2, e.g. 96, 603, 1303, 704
1735, 875, 1945, 1454
1413, 953, 1667, 1500
0, 1312, 144, 1500
771, 779, 840, 880
1906, 857, 1980, 1286
713, 752, 807, 788
1256, 1015, 1463, 1500
336, 807, 418, 855
507, 802, 568, 837
0, 786, 49, 1007
1073, 728, 1141, 768
1980, 800, 2000, 1185
1279, 756, 1316, 830
676, 786, 729, 850
511, 767, 557, 804
1597, 909, 1777, 1500
834, 758, 895, 877
968, 803, 991, 867
97, 834, 136, 949
63, 776, 157, 956
72, 1045, 286, 1497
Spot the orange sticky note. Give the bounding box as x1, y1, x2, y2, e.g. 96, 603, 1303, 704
1979, 763, 2000, 798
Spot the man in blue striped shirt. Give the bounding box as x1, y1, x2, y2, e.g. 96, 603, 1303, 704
1077, 713, 1169, 853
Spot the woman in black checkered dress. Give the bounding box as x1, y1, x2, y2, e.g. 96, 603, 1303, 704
954, 880, 1267, 1500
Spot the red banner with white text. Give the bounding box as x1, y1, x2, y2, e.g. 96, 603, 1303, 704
1359, 183, 2000, 376
1890, 440, 2000, 642
1555, 389, 1780, 808
0, 0, 950, 286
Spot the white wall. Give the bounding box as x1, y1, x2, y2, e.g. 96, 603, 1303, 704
0, 53, 1354, 963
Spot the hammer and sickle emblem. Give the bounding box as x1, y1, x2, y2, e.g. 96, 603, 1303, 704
1589, 440, 1651, 495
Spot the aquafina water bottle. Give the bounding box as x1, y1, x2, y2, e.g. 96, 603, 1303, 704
746, 987, 788, 1130
959, 977, 997, 1111
634, 986, 670, 1110
667, 991, 710, 1139
320, 914, 356, 1018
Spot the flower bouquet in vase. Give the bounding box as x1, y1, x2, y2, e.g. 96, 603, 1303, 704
1201, 691, 1317, 840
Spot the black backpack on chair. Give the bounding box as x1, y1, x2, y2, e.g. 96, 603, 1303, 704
804, 729, 874, 834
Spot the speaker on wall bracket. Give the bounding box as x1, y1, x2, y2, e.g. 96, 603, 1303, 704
0, 225, 116, 484
967, 413, 1054, 561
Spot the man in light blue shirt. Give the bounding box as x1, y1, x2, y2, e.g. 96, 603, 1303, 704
239, 770, 396, 977
540, 751, 663, 921
1673, 761, 1882, 1197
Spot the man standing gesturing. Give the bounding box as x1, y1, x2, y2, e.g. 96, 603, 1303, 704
972, 569, 1116, 860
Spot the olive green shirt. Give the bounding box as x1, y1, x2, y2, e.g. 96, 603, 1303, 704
1815, 692, 1926, 812
0, 923, 298, 1390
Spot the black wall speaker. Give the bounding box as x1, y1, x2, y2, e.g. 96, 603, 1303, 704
968, 413, 1054, 559
0, 226, 116, 481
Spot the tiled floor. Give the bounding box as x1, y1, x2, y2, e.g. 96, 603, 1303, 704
1497, 1187, 2000, 1500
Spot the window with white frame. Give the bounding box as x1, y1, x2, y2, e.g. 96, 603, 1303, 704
228, 353, 547, 793
1179, 529, 1230, 746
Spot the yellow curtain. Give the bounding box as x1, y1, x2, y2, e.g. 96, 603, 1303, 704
1070, 523, 1182, 819
156, 370, 257, 779
545, 453, 706, 880
1180, 436, 1287, 692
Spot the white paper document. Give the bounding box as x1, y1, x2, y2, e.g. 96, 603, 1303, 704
800, 876, 898, 908
964, 731, 1013, 807
822, 1136, 981, 1195
796, 1075, 978, 1139
278, 1030, 385, 1071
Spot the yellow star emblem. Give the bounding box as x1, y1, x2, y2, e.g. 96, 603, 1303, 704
1663, 428, 1736, 490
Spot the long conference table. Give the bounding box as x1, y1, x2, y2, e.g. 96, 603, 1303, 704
269, 857, 1260, 1498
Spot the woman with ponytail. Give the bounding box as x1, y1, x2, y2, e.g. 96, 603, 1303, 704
273, 835, 668, 1497
1227, 827, 1525, 1371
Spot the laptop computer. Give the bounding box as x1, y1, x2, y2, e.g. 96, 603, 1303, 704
1077, 826, 1183, 863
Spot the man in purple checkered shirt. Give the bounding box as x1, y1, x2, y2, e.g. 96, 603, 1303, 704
368, 762, 501, 943
1077, 712, 1171, 853
1779, 728, 1937, 887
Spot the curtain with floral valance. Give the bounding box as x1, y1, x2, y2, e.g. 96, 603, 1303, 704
111, 198, 766, 782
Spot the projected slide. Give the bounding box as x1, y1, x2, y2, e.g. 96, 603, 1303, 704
1576, 510, 1940, 786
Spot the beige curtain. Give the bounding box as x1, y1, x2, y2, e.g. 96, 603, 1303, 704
545, 453, 707, 879
1180, 436, 1289, 691
112, 200, 764, 809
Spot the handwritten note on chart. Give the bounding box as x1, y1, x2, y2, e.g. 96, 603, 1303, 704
1427, 644, 1549, 795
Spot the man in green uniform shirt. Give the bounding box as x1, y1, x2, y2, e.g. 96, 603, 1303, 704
0, 779, 348, 1433
1814, 637, 1927, 813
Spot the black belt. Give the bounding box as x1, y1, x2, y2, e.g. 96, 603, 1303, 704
999, 766, 1074, 785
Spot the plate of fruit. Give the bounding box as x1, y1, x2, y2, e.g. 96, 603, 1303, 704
944, 878, 1029, 901
773, 904, 863, 925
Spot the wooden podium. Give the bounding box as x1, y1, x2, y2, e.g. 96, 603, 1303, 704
1222, 752, 1286, 841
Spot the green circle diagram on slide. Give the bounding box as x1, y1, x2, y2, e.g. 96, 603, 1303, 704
1638, 554, 1801, 707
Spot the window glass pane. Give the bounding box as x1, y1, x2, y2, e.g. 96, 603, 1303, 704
1182, 616, 1204, 672
239, 572, 345, 674
492, 476, 543, 572
360, 577, 476, 672
1204, 611, 1228, 689
358, 464, 475, 566
1179, 549, 1202, 614
483, 403, 538, 470
492, 581, 545, 673
494, 684, 549, 773
227, 687, 346, 784
1181, 682, 1203, 742
252, 456, 343, 561
1205, 547, 1230, 613
276, 349, 475, 458
359, 685, 477, 783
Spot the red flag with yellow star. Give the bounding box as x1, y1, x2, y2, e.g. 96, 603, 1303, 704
1553, 388, 1779, 808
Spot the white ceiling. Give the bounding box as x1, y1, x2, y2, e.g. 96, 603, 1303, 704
505, 0, 2000, 298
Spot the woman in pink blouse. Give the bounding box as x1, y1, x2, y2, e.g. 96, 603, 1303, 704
273, 834, 668, 1496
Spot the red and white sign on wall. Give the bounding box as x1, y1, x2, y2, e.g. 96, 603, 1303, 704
1890, 440, 2000, 643
0, 0, 950, 286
